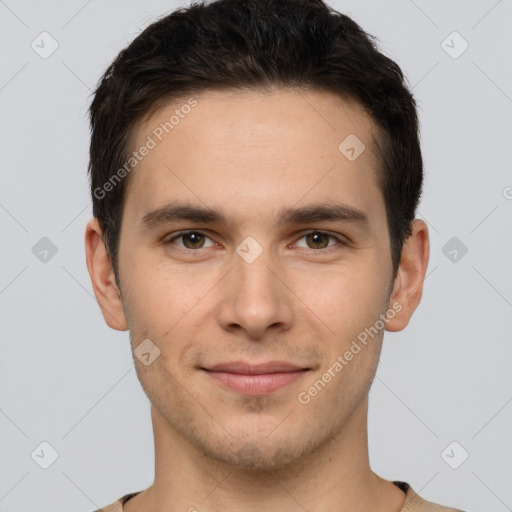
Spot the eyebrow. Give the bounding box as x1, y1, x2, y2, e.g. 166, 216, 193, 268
139, 201, 371, 232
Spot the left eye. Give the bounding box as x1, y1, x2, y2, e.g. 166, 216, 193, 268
293, 231, 342, 250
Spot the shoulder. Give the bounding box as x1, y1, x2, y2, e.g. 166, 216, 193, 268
394, 481, 466, 512
91, 501, 122, 512
92, 491, 142, 512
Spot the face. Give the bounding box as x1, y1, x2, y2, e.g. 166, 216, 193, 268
112, 89, 401, 469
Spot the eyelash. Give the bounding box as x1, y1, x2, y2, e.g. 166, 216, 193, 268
164, 230, 348, 255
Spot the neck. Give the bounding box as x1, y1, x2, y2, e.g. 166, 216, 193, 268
125, 397, 406, 512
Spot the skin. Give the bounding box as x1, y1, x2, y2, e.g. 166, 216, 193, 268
85, 88, 429, 512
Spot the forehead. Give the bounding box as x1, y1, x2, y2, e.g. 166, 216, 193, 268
123, 88, 384, 228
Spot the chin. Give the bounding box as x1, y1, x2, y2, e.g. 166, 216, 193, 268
210, 439, 306, 472
190, 423, 323, 474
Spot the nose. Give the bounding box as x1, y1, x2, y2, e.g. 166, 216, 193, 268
215, 247, 294, 339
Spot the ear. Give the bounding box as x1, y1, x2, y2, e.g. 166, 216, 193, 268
385, 219, 430, 332
85, 218, 128, 331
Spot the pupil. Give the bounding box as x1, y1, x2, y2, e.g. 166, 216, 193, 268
186, 232, 203, 248
309, 232, 327, 249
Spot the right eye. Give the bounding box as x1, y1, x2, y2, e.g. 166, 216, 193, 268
164, 230, 217, 251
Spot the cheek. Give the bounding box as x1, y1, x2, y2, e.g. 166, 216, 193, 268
292, 263, 388, 336
122, 250, 190, 317
122, 256, 221, 356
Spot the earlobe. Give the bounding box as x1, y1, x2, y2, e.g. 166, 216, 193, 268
85, 218, 129, 331
385, 219, 430, 333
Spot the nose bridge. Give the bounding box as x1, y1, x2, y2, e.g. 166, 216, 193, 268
237, 251, 277, 299
234, 243, 280, 310
234, 232, 278, 288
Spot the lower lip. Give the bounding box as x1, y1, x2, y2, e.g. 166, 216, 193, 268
204, 370, 308, 395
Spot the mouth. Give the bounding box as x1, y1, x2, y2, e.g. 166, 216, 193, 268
201, 361, 311, 396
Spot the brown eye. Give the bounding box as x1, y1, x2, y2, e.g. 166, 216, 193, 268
166, 231, 215, 250
180, 232, 206, 249
305, 231, 331, 249
293, 230, 346, 254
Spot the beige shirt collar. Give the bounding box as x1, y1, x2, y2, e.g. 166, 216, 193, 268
96, 481, 464, 511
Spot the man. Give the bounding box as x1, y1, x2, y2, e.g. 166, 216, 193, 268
85, 0, 464, 510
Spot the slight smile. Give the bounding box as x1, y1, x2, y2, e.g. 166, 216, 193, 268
201, 361, 311, 396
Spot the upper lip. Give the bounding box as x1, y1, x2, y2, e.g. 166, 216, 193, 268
203, 361, 309, 374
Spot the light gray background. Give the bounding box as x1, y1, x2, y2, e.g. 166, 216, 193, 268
1, 1, 511, 511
